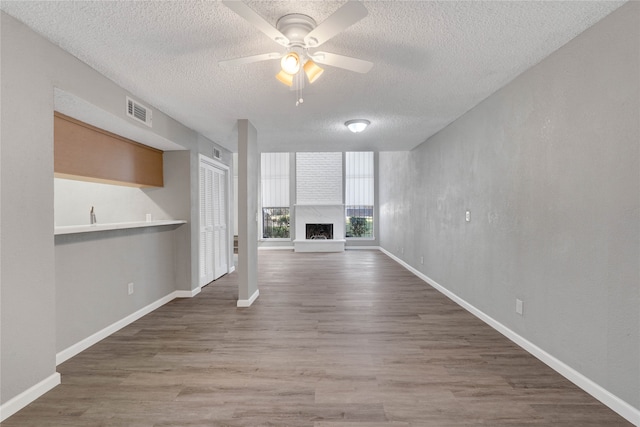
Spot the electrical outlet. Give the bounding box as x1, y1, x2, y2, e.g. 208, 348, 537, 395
465, 210, 471, 222
401, 247, 404, 255
128, 282, 134, 295
515, 298, 523, 315
420, 256, 424, 264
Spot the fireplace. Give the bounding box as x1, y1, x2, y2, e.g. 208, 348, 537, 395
294, 204, 345, 252
306, 223, 333, 240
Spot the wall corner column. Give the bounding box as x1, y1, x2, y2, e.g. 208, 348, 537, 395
236, 119, 259, 307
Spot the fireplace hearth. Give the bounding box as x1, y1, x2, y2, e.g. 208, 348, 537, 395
294, 204, 345, 252
306, 223, 333, 240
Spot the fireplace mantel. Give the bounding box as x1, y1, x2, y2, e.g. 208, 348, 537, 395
293, 204, 345, 252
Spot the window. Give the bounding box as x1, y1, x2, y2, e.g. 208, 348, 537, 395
345, 152, 374, 239
261, 153, 290, 239
262, 207, 290, 238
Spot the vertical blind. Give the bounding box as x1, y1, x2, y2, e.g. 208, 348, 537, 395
261, 152, 290, 207
345, 152, 374, 205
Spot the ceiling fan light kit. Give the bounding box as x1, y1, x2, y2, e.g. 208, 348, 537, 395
275, 69, 295, 87
280, 52, 301, 75
303, 59, 324, 84
220, 0, 373, 105
345, 119, 370, 133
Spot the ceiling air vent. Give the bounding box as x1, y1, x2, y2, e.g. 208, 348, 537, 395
126, 96, 152, 127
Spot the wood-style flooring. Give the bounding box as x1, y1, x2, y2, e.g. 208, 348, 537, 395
3, 250, 632, 426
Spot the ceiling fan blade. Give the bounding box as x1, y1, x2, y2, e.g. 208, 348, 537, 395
219, 52, 281, 67
310, 51, 373, 73
222, 1, 289, 47
304, 1, 368, 48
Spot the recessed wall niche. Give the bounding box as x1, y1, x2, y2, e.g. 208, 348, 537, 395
54, 111, 163, 187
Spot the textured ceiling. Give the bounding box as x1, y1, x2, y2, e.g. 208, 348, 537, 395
1, 1, 625, 152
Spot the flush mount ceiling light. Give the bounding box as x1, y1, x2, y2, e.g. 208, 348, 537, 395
345, 119, 370, 133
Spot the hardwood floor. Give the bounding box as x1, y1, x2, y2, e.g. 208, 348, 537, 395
4, 250, 631, 426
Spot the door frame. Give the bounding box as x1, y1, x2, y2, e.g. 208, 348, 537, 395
198, 154, 232, 286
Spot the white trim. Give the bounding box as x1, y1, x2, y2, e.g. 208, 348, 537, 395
8, 287, 203, 421
54, 220, 186, 235
56, 290, 196, 365
294, 239, 345, 253
258, 246, 294, 251
228, 265, 236, 273
175, 287, 201, 298
237, 289, 260, 308
379, 247, 640, 426
346, 245, 380, 250
294, 203, 343, 207
199, 153, 230, 171
0, 372, 60, 422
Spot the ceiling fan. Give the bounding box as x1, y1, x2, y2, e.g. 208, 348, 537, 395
219, 1, 373, 91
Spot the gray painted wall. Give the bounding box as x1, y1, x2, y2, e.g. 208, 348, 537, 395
148, 151, 192, 291
237, 120, 259, 301
56, 151, 192, 352
1, 10, 57, 405
55, 226, 182, 352
379, 3, 639, 409
1, 12, 231, 406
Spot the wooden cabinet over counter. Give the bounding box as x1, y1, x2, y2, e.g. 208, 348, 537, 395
54, 112, 163, 187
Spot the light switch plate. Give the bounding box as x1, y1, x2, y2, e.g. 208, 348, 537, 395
516, 299, 523, 315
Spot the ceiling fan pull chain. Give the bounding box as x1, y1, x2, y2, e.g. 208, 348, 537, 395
295, 71, 304, 106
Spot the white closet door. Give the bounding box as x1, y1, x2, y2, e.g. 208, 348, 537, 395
213, 166, 228, 280
199, 163, 214, 286
199, 156, 229, 286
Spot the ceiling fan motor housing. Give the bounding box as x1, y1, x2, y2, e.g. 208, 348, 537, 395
218, 1, 373, 77
276, 14, 317, 49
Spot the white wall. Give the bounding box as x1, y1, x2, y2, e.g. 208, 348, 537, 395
55, 179, 173, 226
379, 2, 639, 415
296, 152, 343, 205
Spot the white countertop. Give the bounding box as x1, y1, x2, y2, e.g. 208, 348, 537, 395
54, 220, 187, 235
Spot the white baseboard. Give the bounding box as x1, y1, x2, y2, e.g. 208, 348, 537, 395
0, 372, 60, 422
237, 289, 260, 307
56, 289, 197, 366
175, 287, 201, 298
346, 245, 381, 250
258, 246, 295, 250
5, 286, 204, 421
379, 247, 640, 426
228, 265, 236, 273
